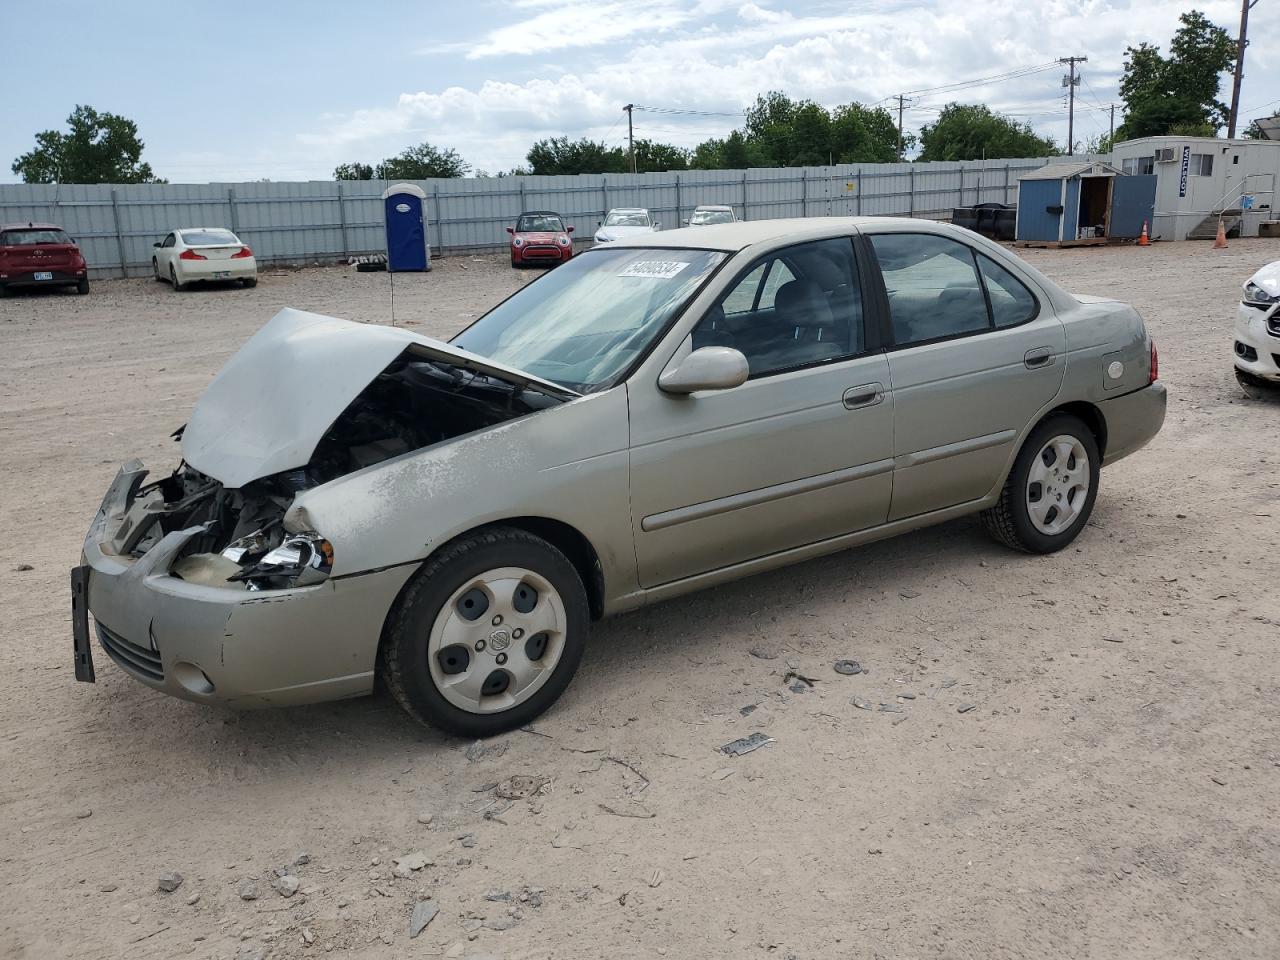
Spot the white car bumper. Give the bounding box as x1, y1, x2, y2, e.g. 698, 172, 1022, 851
1234, 301, 1280, 381
177, 256, 257, 282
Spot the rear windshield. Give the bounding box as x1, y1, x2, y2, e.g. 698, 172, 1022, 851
1, 229, 72, 246
517, 215, 565, 232
181, 229, 239, 246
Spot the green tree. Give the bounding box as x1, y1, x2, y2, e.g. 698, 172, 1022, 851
917, 103, 1056, 161
632, 138, 689, 173
333, 162, 374, 180
1116, 10, 1235, 140
12, 105, 163, 183
830, 103, 902, 162
374, 142, 469, 179
526, 136, 626, 175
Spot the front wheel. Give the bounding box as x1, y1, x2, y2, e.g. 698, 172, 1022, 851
1236, 368, 1280, 401
381, 527, 589, 736
981, 414, 1100, 554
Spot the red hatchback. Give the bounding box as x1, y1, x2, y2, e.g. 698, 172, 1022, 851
0, 222, 90, 296
508, 211, 574, 268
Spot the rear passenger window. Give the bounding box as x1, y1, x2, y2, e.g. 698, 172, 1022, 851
692, 237, 865, 377
977, 254, 1037, 328
870, 234, 988, 345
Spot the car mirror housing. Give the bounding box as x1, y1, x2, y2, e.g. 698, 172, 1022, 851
506, 226, 515, 235
153, 241, 161, 247
567, 225, 575, 233
658, 346, 749, 395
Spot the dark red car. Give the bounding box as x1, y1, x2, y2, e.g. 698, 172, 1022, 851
0, 222, 90, 296
507, 211, 574, 268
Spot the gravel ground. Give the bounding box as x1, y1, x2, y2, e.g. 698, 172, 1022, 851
1, 240, 1278, 960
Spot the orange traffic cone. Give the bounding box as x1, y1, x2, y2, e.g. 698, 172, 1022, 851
1138, 220, 1150, 246
1213, 219, 1228, 249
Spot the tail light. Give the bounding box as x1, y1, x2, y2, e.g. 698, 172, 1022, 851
232, 246, 253, 259
179, 249, 207, 261
1149, 340, 1158, 384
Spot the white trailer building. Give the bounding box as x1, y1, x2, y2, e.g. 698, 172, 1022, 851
1110, 136, 1280, 240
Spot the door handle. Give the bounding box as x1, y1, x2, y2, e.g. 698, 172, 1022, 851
843, 382, 884, 409
1024, 347, 1055, 369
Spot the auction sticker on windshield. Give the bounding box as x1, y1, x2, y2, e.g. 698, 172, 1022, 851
619, 260, 689, 280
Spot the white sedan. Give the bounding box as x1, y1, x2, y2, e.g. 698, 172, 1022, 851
1234, 260, 1280, 396
594, 208, 659, 244
152, 228, 257, 291
683, 204, 737, 226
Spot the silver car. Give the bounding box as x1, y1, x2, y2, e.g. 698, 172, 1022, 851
73, 218, 1166, 735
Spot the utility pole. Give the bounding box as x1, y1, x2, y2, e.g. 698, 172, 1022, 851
893, 94, 909, 160
624, 104, 636, 173
1227, 0, 1259, 138
1109, 104, 1115, 143
1059, 56, 1087, 155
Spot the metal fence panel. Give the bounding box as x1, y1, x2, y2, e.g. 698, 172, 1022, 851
0, 155, 1100, 278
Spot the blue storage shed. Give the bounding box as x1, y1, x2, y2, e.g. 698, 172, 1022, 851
382, 183, 432, 271
1016, 161, 1156, 246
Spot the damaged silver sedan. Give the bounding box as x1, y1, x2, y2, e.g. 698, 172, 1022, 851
73, 218, 1166, 735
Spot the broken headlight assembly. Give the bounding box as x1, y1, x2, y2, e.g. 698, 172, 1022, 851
223, 531, 334, 590
1243, 282, 1278, 308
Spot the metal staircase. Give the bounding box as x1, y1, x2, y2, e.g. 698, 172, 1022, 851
1187, 209, 1242, 240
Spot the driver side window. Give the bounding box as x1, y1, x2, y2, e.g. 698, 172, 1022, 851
162, 234, 175, 248
692, 238, 864, 378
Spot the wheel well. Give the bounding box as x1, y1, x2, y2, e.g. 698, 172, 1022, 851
1042, 401, 1107, 458
475, 517, 606, 620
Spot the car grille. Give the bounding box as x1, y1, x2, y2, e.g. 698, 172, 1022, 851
1266, 314, 1280, 338
97, 622, 164, 681
524, 245, 560, 258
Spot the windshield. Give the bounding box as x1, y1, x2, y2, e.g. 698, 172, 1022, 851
690, 209, 734, 225
604, 210, 650, 227
2, 229, 71, 246
517, 214, 565, 233
453, 247, 725, 391
181, 229, 239, 246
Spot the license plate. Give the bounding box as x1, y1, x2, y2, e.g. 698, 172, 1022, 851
212, 271, 230, 279
71, 565, 96, 683
34, 271, 53, 281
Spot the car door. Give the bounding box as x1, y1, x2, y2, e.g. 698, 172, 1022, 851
867, 230, 1066, 521
627, 235, 894, 587
157, 232, 176, 273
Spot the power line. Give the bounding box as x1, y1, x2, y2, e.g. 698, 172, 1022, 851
897, 61, 1060, 98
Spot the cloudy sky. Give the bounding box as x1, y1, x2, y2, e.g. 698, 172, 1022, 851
4, 0, 1278, 183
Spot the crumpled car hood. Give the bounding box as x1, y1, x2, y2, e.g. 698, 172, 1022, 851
1246, 260, 1280, 297
182, 308, 577, 489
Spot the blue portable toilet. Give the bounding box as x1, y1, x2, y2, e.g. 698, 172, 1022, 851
382, 183, 431, 272
1015, 161, 1155, 245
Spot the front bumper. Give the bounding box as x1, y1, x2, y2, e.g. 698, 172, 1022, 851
1234, 302, 1280, 381
78, 462, 415, 708
514, 244, 571, 264
1099, 381, 1167, 466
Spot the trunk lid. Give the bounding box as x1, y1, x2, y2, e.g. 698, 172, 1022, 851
181, 308, 578, 488
190, 245, 244, 261
2, 241, 78, 270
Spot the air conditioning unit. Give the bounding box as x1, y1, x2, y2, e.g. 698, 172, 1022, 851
1155, 148, 1177, 162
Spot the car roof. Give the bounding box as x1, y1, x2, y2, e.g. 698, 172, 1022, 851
1, 222, 64, 231
607, 216, 985, 252
607, 207, 648, 213
693, 204, 734, 211
517, 210, 563, 217
176, 226, 237, 233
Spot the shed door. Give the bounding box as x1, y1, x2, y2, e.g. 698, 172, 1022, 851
1109, 175, 1156, 239
1016, 181, 1064, 242
385, 194, 427, 271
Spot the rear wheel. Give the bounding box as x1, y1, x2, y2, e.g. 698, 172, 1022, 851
76, 278, 90, 295
242, 277, 258, 288
169, 265, 187, 292
381, 527, 589, 736
981, 414, 1100, 554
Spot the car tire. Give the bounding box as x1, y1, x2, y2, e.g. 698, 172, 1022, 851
0, 284, 8, 298
170, 266, 186, 292
76, 278, 90, 295
1236, 368, 1280, 401
153, 258, 163, 281
381, 526, 589, 736
510, 257, 522, 269
981, 414, 1100, 554
242, 277, 258, 288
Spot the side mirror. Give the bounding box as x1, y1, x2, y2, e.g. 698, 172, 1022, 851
567, 225, 575, 233
506, 226, 515, 235
153, 241, 161, 248
681, 218, 690, 225
659, 346, 749, 395
597, 220, 603, 227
